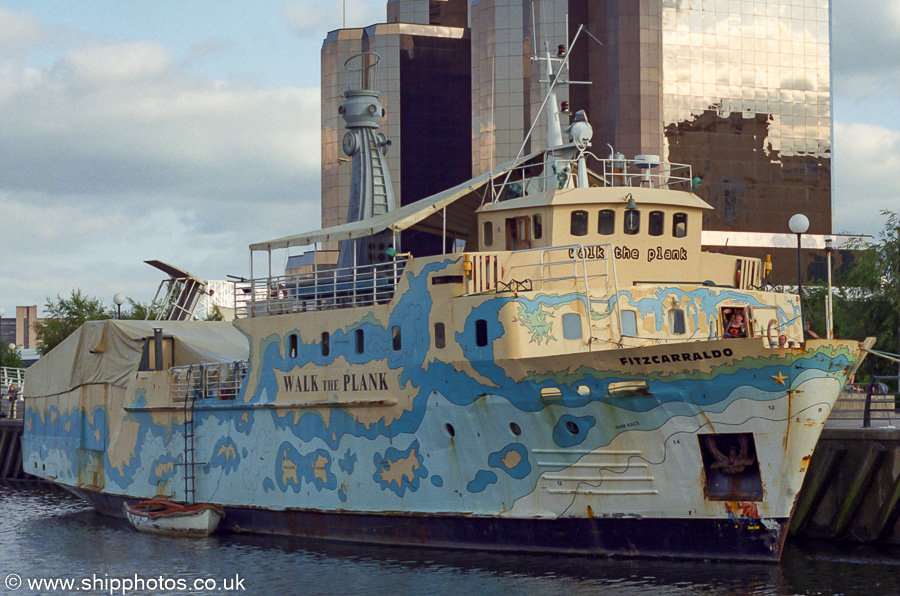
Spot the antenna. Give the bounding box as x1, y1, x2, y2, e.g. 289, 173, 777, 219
492, 24, 585, 203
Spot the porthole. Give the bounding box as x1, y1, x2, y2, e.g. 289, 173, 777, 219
445, 423, 456, 437
565, 420, 579, 435
509, 422, 522, 436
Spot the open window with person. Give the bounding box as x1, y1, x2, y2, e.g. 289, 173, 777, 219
722, 307, 749, 339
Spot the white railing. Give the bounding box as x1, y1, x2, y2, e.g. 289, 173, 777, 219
491, 156, 693, 200
1, 367, 25, 418
0, 367, 25, 389
170, 361, 248, 402
592, 156, 692, 189
235, 258, 408, 319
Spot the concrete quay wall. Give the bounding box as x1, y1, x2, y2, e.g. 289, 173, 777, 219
790, 424, 900, 544
0, 419, 26, 480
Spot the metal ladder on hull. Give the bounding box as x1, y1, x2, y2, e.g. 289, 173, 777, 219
183, 386, 196, 505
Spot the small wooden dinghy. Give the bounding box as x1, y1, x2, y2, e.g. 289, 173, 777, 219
123, 500, 224, 537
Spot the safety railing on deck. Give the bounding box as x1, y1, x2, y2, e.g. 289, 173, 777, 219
170, 361, 248, 402
831, 378, 900, 427
863, 377, 900, 428
235, 258, 408, 318
490, 156, 693, 200
1, 367, 25, 419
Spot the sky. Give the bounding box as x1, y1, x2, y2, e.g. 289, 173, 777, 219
1, 1, 899, 317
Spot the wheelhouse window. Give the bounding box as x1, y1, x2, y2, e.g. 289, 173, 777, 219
483, 221, 493, 246
434, 323, 446, 349
533, 214, 543, 239
598, 209, 615, 235
673, 212, 688, 238
623, 209, 640, 235
648, 211, 664, 237
570, 210, 588, 237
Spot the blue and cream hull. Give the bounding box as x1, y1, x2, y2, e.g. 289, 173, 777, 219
22, 332, 856, 561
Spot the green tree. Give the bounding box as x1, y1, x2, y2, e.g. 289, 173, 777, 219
845, 210, 900, 378
0, 342, 23, 369
119, 298, 158, 321
34, 290, 112, 355
804, 210, 900, 380
205, 305, 225, 321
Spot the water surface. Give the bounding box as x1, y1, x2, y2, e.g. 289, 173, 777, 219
2, 483, 898, 595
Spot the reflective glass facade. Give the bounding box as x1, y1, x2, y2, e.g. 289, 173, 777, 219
321, 0, 832, 275
660, 0, 831, 236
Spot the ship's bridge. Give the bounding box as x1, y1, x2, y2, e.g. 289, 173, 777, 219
236, 152, 761, 318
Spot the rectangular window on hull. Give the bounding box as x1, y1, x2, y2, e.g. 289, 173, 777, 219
475, 319, 488, 347
562, 313, 582, 340
699, 433, 764, 501
392, 326, 402, 351
434, 323, 446, 349
620, 310, 638, 336
668, 309, 686, 335
355, 329, 364, 354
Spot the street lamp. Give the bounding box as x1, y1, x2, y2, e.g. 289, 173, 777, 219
825, 237, 834, 339
113, 293, 126, 319
788, 213, 809, 317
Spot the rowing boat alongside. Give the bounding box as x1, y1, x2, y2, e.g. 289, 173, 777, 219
123, 500, 224, 537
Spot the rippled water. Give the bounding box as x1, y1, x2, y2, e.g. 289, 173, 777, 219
2, 482, 900, 595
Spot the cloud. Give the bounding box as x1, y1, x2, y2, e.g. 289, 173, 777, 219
832, 121, 900, 237
0, 19, 325, 313
282, 0, 385, 37
832, 0, 900, 98
0, 40, 321, 204
0, 7, 47, 56
60, 42, 173, 82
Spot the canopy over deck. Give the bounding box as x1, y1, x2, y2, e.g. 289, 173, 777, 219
250, 150, 545, 253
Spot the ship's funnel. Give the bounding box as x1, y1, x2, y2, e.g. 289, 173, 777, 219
336, 53, 397, 270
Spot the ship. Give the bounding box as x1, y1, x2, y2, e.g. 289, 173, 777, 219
22, 42, 865, 561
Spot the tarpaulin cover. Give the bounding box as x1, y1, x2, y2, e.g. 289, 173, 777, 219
25, 320, 248, 398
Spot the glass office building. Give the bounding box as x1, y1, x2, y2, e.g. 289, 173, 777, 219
321, 1, 471, 256
321, 0, 832, 277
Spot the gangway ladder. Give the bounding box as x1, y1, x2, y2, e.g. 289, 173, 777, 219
582, 246, 621, 348
182, 364, 199, 505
